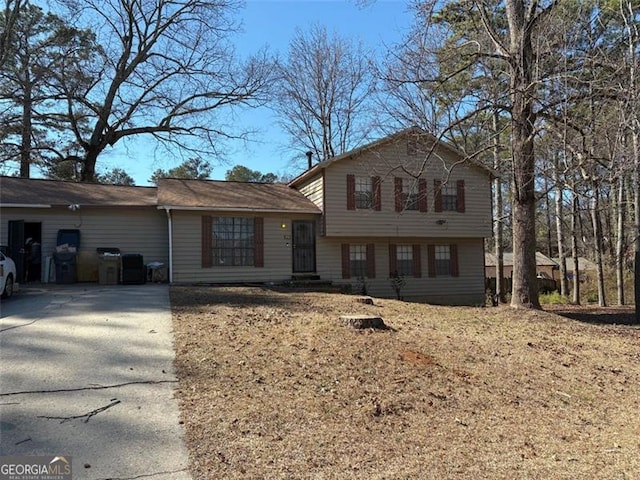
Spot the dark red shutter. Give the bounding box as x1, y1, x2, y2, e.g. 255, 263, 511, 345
254, 217, 264, 268
456, 180, 466, 213
450, 244, 459, 277
412, 244, 422, 278
418, 178, 428, 212
394, 178, 403, 212
366, 243, 376, 278
346, 174, 356, 210
201, 216, 213, 268
434, 180, 443, 212
427, 244, 436, 277
389, 244, 398, 276
341, 244, 350, 279
372, 176, 382, 211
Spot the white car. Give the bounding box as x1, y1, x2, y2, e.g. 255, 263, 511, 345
0, 251, 17, 299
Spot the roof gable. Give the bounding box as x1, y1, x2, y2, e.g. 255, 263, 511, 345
289, 126, 494, 187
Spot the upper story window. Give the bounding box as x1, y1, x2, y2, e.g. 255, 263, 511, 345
347, 174, 381, 211
402, 181, 419, 211
395, 177, 428, 213
441, 183, 458, 211
355, 177, 372, 209
434, 179, 465, 213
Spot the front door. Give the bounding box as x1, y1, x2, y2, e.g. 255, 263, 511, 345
292, 221, 316, 273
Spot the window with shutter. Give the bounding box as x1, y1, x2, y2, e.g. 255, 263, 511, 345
211, 217, 255, 266
396, 245, 413, 276
354, 176, 373, 209
427, 244, 458, 277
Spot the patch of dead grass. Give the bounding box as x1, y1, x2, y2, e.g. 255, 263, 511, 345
171, 286, 640, 479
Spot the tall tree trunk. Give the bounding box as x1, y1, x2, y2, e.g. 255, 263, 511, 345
544, 173, 553, 256
615, 175, 625, 305
19, 59, 32, 178
507, 0, 540, 309
493, 111, 506, 303
571, 185, 580, 304
554, 155, 568, 296
634, 131, 640, 254
590, 183, 606, 307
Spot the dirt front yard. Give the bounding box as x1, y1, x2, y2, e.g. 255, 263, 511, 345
170, 286, 640, 479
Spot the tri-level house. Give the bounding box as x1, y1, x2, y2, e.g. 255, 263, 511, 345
0, 127, 492, 305
289, 127, 493, 305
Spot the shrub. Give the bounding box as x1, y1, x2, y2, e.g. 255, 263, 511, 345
539, 291, 570, 305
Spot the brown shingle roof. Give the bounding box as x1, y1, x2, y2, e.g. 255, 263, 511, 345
485, 251, 558, 267
157, 178, 321, 213
0, 176, 157, 207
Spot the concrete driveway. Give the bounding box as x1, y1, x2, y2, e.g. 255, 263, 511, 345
0, 284, 191, 479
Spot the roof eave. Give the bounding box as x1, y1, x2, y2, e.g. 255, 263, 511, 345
158, 205, 321, 214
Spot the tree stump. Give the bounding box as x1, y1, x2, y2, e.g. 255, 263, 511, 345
340, 314, 386, 329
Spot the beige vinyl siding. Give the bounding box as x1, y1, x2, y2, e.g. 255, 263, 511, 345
323, 141, 491, 238
170, 210, 319, 283
295, 173, 324, 210
317, 236, 486, 305
0, 207, 168, 280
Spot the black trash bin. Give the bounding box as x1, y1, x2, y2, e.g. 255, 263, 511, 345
54, 251, 77, 284
121, 254, 146, 285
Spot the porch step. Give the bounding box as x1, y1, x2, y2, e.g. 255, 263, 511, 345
291, 274, 321, 281
274, 276, 340, 293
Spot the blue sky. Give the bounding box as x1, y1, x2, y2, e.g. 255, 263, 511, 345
97, 0, 415, 185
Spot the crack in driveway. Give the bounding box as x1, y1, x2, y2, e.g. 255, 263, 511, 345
0, 379, 178, 397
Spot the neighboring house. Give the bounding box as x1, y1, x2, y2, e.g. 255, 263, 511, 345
290, 127, 493, 305
0, 177, 167, 283
485, 251, 559, 280
0, 127, 493, 305
551, 257, 598, 282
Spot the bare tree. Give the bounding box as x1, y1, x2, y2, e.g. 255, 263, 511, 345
275, 24, 375, 166
0, 0, 25, 68
56, 0, 273, 182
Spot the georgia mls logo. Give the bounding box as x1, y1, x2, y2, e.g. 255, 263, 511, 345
0, 455, 72, 480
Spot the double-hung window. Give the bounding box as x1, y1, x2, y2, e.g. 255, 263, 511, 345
213, 217, 254, 266
396, 245, 414, 276
355, 177, 373, 209
434, 245, 451, 276
441, 183, 458, 211
349, 244, 367, 278
403, 181, 419, 211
